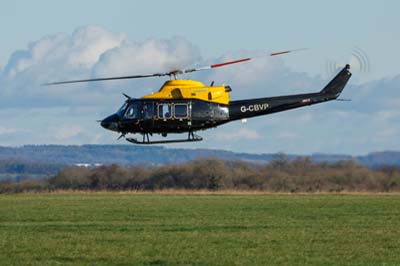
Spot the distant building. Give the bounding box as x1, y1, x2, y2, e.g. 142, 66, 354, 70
74, 163, 103, 168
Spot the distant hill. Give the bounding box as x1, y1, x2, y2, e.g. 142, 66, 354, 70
0, 145, 278, 165
0, 145, 399, 166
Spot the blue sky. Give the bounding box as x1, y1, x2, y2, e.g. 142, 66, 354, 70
0, 0, 399, 154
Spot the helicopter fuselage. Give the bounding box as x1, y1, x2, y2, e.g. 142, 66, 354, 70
100, 64, 351, 144
101, 98, 230, 135
102, 92, 334, 134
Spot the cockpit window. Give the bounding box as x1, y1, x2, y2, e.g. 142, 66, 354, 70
125, 104, 139, 119
117, 102, 128, 116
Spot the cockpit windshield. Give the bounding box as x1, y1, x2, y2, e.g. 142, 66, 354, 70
117, 102, 128, 117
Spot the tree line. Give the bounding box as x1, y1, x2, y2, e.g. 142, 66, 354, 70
1, 156, 400, 193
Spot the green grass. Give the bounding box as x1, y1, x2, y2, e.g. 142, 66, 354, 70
0, 193, 400, 265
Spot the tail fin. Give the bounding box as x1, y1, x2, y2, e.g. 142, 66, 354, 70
320, 64, 352, 97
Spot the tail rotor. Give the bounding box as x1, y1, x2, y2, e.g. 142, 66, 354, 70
325, 47, 370, 77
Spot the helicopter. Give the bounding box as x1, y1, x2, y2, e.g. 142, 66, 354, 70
44, 49, 352, 144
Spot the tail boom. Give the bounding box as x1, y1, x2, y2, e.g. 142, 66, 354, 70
228, 65, 352, 121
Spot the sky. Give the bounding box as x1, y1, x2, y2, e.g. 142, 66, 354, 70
0, 0, 399, 155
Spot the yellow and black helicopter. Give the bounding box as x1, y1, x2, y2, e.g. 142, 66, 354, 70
44, 49, 352, 144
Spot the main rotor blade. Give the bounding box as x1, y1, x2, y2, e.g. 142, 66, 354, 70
183, 48, 308, 73
42, 73, 166, 86
42, 48, 307, 86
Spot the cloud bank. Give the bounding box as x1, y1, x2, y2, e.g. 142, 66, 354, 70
0, 25, 399, 154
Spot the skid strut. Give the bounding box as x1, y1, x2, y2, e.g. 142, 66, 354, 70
126, 132, 203, 145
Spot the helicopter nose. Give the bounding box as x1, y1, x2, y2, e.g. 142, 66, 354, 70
100, 114, 120, 132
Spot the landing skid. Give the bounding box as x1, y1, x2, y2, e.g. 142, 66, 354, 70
125, 132, 203, 145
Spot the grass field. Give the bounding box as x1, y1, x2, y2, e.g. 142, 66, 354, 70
0, 193, 400, 265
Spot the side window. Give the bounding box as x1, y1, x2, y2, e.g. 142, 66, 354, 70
174, 104, 188, 118
143, 103, 153, 120
125, 104, 138, 119
158, 104, 172, 119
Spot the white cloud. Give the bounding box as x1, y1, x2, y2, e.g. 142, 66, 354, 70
0, 26, 201, 109
216, 128, 260, 141
50, 124, 84, 141
94, 36, 200, 77
67, 26, 126, 68
0, 126, 17, 135
276, 131, 299, 142
2, 26, 126, 80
